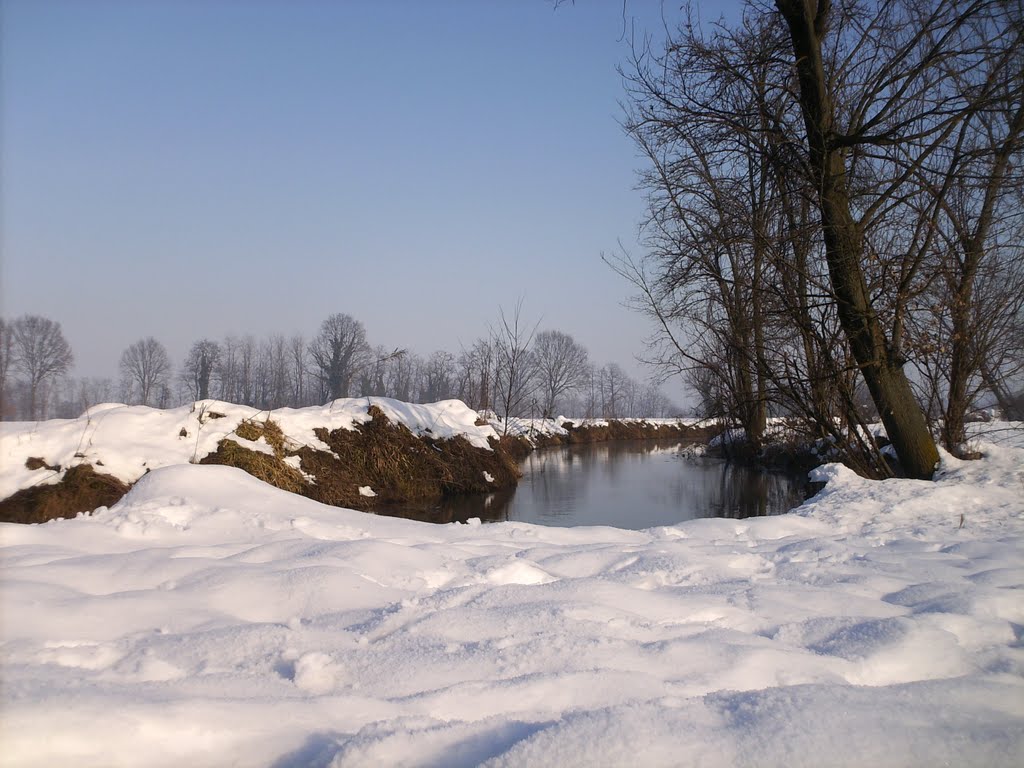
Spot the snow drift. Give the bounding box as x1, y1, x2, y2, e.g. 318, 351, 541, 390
1, 432, 1022, 766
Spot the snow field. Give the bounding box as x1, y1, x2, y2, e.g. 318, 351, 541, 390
2, 436, 1023, 766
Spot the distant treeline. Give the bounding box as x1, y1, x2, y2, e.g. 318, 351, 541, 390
0, 308, 681, 422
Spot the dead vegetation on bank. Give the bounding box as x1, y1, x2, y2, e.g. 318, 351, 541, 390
2, 405, 522, 524
290, 406, 520, 509
528, 419, 713, 449
198, 418, 308, 495
0, 464, 130, 524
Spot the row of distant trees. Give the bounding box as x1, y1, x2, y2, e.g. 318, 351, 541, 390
0, 310, 680, 423
615, 0, 1024, 477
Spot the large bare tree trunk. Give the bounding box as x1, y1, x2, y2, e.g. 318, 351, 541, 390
775, 0, 940, 479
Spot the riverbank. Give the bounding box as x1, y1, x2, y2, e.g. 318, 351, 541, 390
0, 400, 704, 524
0, 399, 520, 524
491, 414, 713, 456
697, 419, 1024, 478
697, 424, 829, 475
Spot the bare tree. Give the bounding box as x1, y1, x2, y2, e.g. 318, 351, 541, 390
420, 350, 457, 403
50, 376, 118, 418
599, 363, 631, 419
80, 377, 115, 412
0, 319, 13, 417
491, 301, 538, 432
288, 334, 310, 406
119, 337, 171, 406
386, 349, 419, 403
979, 310, 1024, 420
359, 345, 389, 397
620, 9, 805, 447
616, 0, 1020, 477
457, 337, 496, 412
580, 363, 600, 418
181, 339, 221, 401
903, 23, 1024, 451
238, 335, 257, 406
218, 336, 240, 404
636, 382, 680, 418
264, 334, 293, 409
531, 329, 590, 417
10, 315, 74, 419
308, 313, 371, 402
769, 0, 1022, 477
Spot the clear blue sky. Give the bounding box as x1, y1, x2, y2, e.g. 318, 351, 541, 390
1, 0, 737, 388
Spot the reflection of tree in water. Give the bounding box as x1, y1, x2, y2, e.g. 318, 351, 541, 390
518, 445, 599, 520
595, 441, 674, 485
709, 465, 807, 519
662, 458, 808, 519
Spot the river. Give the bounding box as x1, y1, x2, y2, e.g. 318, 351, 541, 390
380, 440, 813, 529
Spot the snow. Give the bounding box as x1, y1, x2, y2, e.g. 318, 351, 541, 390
226, 434, 275, 456
2, 426, 1023, 766
0, 397, 498, 500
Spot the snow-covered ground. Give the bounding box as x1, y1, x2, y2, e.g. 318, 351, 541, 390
2, 423, 1022, 766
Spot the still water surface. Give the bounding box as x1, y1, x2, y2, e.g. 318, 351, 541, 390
382, 440, 812, 529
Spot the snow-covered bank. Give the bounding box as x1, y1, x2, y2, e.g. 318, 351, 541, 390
0, 398, 521, 522
2, 440, 1022, 766
491, 414, 703, 444
0, 398, 498, 501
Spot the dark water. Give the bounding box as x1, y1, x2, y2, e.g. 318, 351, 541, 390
380, 440, 813, 529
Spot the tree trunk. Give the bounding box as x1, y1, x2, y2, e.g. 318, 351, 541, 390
29, 378, 39, 421
981, 362, 1021, 419
198, 354, 212, 400
941, 273, 974, 452
775, 0, 940, 479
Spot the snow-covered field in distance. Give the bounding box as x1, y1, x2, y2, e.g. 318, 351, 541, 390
1, 422, 1022, 767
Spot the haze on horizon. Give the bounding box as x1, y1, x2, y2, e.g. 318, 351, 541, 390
1, 0, 734, 398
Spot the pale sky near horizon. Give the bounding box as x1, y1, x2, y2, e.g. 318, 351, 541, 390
1, 0, 740, 394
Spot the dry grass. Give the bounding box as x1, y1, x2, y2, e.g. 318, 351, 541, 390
0, 465, 130, 524
233, 418, 288, 453
198, 408, 520, 511
561, 419, 703, 444
25, 457, 60, 472
497, 434, 535, 459
199, 418, 307, 495
297, 406, 519, 510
